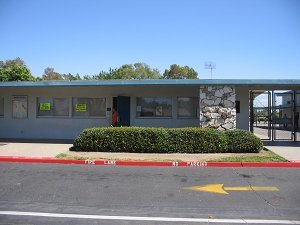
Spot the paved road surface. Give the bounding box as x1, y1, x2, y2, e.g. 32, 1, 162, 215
0, 163, 300, 224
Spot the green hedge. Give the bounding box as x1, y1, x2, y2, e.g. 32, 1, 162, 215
71, 127, 262, 153
225, 129, 263, 153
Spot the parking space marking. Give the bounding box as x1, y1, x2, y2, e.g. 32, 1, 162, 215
0, 211, 299, 224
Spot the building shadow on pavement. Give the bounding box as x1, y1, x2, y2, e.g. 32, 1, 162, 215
0, 138, 73, 144
263, 140, 300, 147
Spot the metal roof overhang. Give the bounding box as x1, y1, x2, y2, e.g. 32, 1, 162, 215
0, 79, 300, 89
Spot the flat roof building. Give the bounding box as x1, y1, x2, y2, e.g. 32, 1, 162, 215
1, 79, 300, 141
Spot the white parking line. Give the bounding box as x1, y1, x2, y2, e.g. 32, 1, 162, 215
0, 211, 300, 224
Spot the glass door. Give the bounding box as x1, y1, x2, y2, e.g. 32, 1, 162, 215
251, 91, 271, 140
272, 91, 293, 140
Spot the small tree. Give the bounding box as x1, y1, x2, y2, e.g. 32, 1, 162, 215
0, 58, 34, 81
62, 73, 81, 81
163, 64, 198, 79
42, 67, 63, 80
87, 63, 162, 80
133, 63, 161, 79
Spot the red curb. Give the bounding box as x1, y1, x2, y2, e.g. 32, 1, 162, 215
0, 156, 300, 168
206, 162, 242, 167
116, 161, 173, 167
242, 162, 300, 168
0, 156, 84, 165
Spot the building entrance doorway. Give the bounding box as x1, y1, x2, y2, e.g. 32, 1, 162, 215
250, 90, 299, 141
112, 96, 131, 126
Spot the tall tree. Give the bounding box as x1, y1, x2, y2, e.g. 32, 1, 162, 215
83, 74, 93, 80
5, 57, 25, 67
163, 64, 198, 79
42, 67, 63, 80
92, 68, 118, 80
133, 63, 161, 79
0, 58, 34, 81
90, 63, 162, 80
62, 73, 81, 81
113, 64, 136, 79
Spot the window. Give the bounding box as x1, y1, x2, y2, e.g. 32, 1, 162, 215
72, 98, 106, 117
136, 97, 172, 117
0, 97, 4, 117
37, 97, 69, 117
177, 97, 198, 118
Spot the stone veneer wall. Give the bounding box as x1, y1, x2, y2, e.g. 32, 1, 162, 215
199, 85, 236, 130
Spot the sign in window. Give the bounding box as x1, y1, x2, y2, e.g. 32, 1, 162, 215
72, 98, 106, 117
75, 103, 87, 112
37, 97, 69, 117
39, 103, 51, 111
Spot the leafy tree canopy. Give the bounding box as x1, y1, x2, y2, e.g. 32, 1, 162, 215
1, 58, 199, 81
0, 57, 35, 81
42, 67, 63, 80
84, 63, 162, 80
163, 64, 198, 79
62, 73, 81, 81
133, 63, 161, 79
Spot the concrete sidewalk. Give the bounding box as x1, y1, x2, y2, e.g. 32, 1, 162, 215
263, 141, 300, 161
0, 142, 244, 162
0, 141, 300, 162
0, 143, 72, 158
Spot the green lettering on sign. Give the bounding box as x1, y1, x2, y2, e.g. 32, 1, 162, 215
40, 103, 51, 111
76, 103, 87, 112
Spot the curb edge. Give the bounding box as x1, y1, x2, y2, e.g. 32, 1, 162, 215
0, 156, 300, 168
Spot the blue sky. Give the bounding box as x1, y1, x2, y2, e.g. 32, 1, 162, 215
0, 0, 299, 79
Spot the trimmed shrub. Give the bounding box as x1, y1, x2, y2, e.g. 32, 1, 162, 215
71, 127, 262, 153
225, 129, 263, 153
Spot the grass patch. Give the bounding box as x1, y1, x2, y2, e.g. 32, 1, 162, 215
55, 153, 183, 162
73, 155, 89, 160
210, 149, 287, 162
55, 153, 68, 158
55, 149, 287, 163
55, 153, 88, 160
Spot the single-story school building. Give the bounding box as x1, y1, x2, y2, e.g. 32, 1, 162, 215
0, 79, 300, 141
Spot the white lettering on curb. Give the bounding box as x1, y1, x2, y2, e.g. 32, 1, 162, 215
104, 160, 116, 165
85, 159, 95, 165
172, 162, 179, 167
187, 162, 207, 167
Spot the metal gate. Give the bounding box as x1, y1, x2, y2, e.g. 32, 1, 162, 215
251, 90, 299, 141
250, 91, 271, 140
295, 93, 300, 141
272, 91, 294, 140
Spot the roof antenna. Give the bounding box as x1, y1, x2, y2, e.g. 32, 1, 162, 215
204, 62, 216, 79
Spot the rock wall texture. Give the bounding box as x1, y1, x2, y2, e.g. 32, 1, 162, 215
199, 85, 236, 130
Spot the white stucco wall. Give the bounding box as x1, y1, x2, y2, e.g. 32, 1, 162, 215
0, 85, 199, 140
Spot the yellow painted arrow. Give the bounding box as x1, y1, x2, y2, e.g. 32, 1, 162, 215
184, 184, 279, 195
